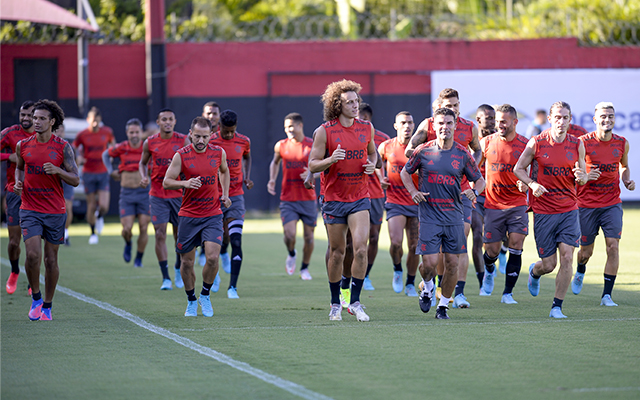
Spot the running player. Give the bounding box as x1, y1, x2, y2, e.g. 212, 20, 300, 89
210, 110, 253, 299
2, 100, 35, 294
163, 116, 231, 317
72, 107, 115, 244
477, 104, 529, 303
572, 102, 635, 306
139, 109, 189, 290
14, 100, 79, 320
308, 79, 377, 322
514, 101, 587, 318
401, 107, 485, 320
103, 118, 150, 268
267, 112, 316, 280
378, 111, 420, 296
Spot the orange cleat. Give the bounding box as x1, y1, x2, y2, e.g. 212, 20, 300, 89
6, 272, 18, 294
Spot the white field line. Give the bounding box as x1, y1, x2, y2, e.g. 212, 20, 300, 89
572, 387, 640, 393
1, 258, 333, 400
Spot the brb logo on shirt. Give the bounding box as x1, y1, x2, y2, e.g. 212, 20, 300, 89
427, 172, 455, 185
26, 165, 47, 175
346, 149, 365, 160
543, 166, 572, 177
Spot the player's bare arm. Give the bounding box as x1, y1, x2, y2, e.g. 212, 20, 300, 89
267, 141, 282, 196
47, 142, 80, 187
242, 147, 254, 190
363, 124, 377, 175
620, 140, 635, 191
102, 149, 121, 181
405, 119, 429, 157
308, 126, 344, 173
470, 125, 482, 163
138, 139, 151, 188
400, 166, 428, 204
163, 152, 200, 190
219, 149, 232, 208
13, 142, 24, 196
515, 138, 547, 197
377, 141, 390, 189
573, 141, 588, 185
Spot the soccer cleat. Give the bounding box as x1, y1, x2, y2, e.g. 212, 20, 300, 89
340, 288, 351, 309
431, 285, 437, 307
348, 301, 370, 322
211, 273, 221, 293
405, 284, 418, 297
501, 293, 518, 304
88, 234, 99, 245
300, 269, 312, 281
184, 300, 198, 317
528, 263, 540, 297
220, 253, 231, 274
6, 272, 19, 294
285, 250, 296, 275
29, 298, 43, 320
227, 287, 239, 299
40, 308, 52, 321
418, 283, 432, 313
134, 258, 143, 268
600, 294, 618, 307
160, 279, 172, 290
435, 286, 453, 303
498, 250, 507, 274
64, 238, 70, 246
571, 272, 584, 295
363, 276, 375, 291
392, 270, 403, 293
329, 304, 342, 321
479, 288, 491, 296
452, 294, 470, 309
435, 306, 450, 320
28, 286, 32, 296
481, 268, 495, 295
198, 249, 206, 267
549, 306, 567, 319
123, 243, 132, 263
95, 214, 104, 235
199, 295, 214, 317
174, 269, 184, 289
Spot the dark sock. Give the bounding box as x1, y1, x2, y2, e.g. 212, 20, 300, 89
476, 271, 484, 288
186, 289, 197, 302
341, 275, 351, 289
90, 224, 95, 235
393, 263, 402, 272
406, 274, 416, 287
455, 281, 466, 297
42, 302, 52, 309
504, 252, 522, 294
530, 269, 541, 280
350, 278, 364, 304
135, 251, 144, 261
201, 282, 213, 296
125, 240, 132, 246
484, 252, 498, 273
10, 259, 19, 274
220, 243, 228, 255
329, 281, 341, 304
366, 263, 373, 277
228, 232, 243, 288
288, 249, 296, 257
552, 297, 563, 309
32, 291, 42, 301
603, 274, 616, 297
577, 262, 587, 274
301, 262, 309, 271
437, 275, 443, 287
174, 253, 181, 270
159, 260, 170, 280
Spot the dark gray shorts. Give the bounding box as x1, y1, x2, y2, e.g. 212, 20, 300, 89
462, 196, 473, 225
579, 204, 623, 246
280, 200, 317, 227
176, 214, 223, 254
369, 197, 385, 225
149, 196, 181, 226
83, 172, 110, 194
63, 181, 74, 201
474, 195, 485, 219
20, 209, 66, 245
5, 191, 21, 226
119, 187, 150, 218
417, 224, 466, 255
385, 202, 418, 220
533, 209, 580, 258
322, 198, 371, 225
483, 206, 529, 243
222, 195, 245, 221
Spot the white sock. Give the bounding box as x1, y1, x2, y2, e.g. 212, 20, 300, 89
64, 229, 69, 240
438, 296, 450, 308
423, 279, 434, 292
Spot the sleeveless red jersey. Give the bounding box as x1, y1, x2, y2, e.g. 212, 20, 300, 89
1, 125, 32, 191
277, 136, 315, 202
482, 133, 528, 210
530, 132, 580, 214
176, 144, 224, 218
379, 137, 418, 206
322, 118, 372, 203
577, 132, 626, 208
19, 134, 67, 214
146, 132, 187, 199
367, 129, 391, 199
108, 141, 143, 173
73, 126, 114, 174
210, 131, 251, 197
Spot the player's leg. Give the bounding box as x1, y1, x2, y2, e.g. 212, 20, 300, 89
135, 213, 150, 267
24, 235, 43, 319
85, 191, 98, 242
226, 217, 244, 297
346, 209, 370, 320
282, 219, 298, 275
501, 232, 526, 304
97, 188, 110, 220
388, 215, 406, 293
404, 216, 420, 296
300, 222, 315, 280
471, 209, 485, 288
326, 222, 349, 310
153, 222, 172, 288
120, 214, 135, 263
42, 240, 60, 304
453, 222, 471, 307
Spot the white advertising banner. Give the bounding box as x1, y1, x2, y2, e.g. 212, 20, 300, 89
432, 69, 640, 201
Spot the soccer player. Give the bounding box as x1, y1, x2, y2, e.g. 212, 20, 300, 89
401, 107, 485, 320
139, 109, 189, 290
72, 106, 115, 244
358, 103, 390, 291
102, 118, 150, 268
163, 116, 231, 316
477, 104, 529, 303
52, 124, 75, 246
2, 100, 35, 294
572, 102, 635, 306
378, 111, 420, 296
14, 99, 79, 320
210, 110, 253, 299
514, 101, 587, 319
202, 101, 221, 133
308, 79, 377, 322
267, 112, 316, 280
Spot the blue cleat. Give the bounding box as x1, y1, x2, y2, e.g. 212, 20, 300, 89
123, 242, 132, 263
498, 249, 507, 274
501, 293, 518, 304
363, 276, 375, 291
452, 293, 470, 309
40, 307, 52, 321
199, 295, 214, 317
134, 257, 143, 268
174, 268, 184, 289
211, 273, 221, 293
160, 279, 172, 290
481, 268, 495, 295
571, 272, 584, 295
198, 249, 206, 267
220, 253, 231, 274
392, 271, 403, 293
28, 298, 43, 320
549, 306, 567, 318
528, 263, 540, 297
600, 294, 618, 307
405, 284, 418, 297
184, 300, 198, 316
227, 287, 239, 299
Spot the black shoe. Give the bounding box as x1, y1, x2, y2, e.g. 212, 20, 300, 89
435, 306, 450, 320
419, 288, 432, 313
64, 238, 70, 246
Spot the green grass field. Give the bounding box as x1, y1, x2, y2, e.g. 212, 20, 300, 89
2, 208, 639, 400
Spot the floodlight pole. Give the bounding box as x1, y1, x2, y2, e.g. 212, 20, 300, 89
77, 0, 89, 117
145, 0, 168, 123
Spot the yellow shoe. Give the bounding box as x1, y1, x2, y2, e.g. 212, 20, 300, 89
340, 288, 351, 309
436, 287, 442, 300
